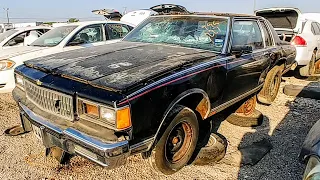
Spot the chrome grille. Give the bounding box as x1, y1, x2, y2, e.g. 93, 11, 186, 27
25, 80, 74, 121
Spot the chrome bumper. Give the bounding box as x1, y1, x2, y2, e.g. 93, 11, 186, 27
19, 103, 129, 168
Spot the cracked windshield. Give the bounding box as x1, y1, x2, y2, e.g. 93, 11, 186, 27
124, 16, 228, 52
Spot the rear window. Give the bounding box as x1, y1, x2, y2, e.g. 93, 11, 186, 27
256, 10, 299, 29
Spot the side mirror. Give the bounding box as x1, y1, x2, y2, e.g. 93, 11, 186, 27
68, 39, 85, 46
231, 45, 253, 58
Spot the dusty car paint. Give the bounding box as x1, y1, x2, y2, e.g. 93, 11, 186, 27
13, 14, 296, 168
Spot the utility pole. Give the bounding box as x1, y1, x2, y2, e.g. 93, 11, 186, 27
123, 7, 127, 15
253, 0, 256, 14
3, 8, 9, 23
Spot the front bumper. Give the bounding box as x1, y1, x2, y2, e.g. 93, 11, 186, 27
18, 103, 130, 168
0, 69, 15, 93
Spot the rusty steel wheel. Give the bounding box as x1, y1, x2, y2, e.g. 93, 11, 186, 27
165, 121, 193, 164
148, 105, 199, 175
257, 65, 282, 105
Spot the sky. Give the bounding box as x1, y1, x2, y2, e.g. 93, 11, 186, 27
0, 0, 320, 23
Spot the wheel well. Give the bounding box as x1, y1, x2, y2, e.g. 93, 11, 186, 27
147, 92, 211, 152
178, 93, 210, 120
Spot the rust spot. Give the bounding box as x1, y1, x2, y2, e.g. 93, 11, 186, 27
235, 96, 257, 116
196, 98, 209, 119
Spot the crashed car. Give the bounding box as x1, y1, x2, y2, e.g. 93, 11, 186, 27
12, 12, 295, 174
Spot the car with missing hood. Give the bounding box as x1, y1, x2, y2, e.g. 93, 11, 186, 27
0, 21, 135, 93
11, 10, 296, 174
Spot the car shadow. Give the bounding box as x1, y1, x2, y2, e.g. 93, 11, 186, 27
236, 79, 320, 180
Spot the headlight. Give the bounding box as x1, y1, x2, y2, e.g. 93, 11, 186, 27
77, 98, 131, 130
0, 60, 15, 71
100, 106, 116, 122
15, 73, 24, 90
304, 156, 320, 180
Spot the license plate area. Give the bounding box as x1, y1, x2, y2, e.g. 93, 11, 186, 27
32, 124, 42, 141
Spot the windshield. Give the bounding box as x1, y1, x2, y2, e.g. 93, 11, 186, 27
0, 29, 18, 43
124, 16, 229, 52
31, 25, 77, 47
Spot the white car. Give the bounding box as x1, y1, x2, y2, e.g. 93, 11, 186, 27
0, 26, 52, 50
0, 21, 135, 93
256, 8, 320, 76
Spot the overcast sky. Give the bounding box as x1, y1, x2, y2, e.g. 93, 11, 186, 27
1, 0, 320, 23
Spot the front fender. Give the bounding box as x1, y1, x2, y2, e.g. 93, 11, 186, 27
148, 88, 210, 151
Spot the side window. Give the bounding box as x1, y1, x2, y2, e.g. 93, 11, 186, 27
313, 23, 320, 35
232, 20, 264, 50
311, 23, 320, 35
68, 25, 103, 46
260, 21, 273, 47
106, 24, 131, 40
5, 32, 27, 46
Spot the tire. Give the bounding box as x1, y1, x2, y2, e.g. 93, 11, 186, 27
283, 84, 320, 100
300, 52, 316, 77
193, 134, 226, 165
148, 105, 199, 175
257, 65, 282, 105
226, 109, 263, 127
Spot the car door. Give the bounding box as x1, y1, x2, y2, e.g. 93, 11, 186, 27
223, 19, 271, 103
2, 31, 27, 49
105, 23, 132, 44
65, 24, 106, 51
314, 23, 320, 60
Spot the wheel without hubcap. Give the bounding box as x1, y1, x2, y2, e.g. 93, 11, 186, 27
257, 65, 282, 105
148, 105, 199, 175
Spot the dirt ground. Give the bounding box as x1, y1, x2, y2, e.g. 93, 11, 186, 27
0, 76, 319, 180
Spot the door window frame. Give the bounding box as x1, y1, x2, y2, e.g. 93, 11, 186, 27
105, 23, 132, 40
66, 23, 106, 46
231, 19, 265, 52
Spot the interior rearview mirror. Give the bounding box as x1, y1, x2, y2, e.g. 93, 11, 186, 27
231, 45, 253, 58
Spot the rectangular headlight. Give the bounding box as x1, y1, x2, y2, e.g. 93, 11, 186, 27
15, 73, 24, 90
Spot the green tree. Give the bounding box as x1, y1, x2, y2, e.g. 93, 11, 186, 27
68, 18, 79, 23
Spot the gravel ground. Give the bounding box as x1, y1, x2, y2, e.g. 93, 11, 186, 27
0, 77, 320, 180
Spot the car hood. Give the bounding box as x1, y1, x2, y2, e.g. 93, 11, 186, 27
25, 41, 218, 92
0, 46, 49, 59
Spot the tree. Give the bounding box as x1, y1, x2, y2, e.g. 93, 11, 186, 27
68, 18, 79, 23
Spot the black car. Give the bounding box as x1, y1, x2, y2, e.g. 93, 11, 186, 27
12, 12, 296, 174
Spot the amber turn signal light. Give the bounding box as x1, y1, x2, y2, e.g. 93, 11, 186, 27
116, 107, 131, 130
84, 103, 99, 116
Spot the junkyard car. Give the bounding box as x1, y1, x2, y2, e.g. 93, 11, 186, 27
12, 13, 296, 174
0, 21, 134, 93
256, 8, 320, 76
0, 26, 51, 49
